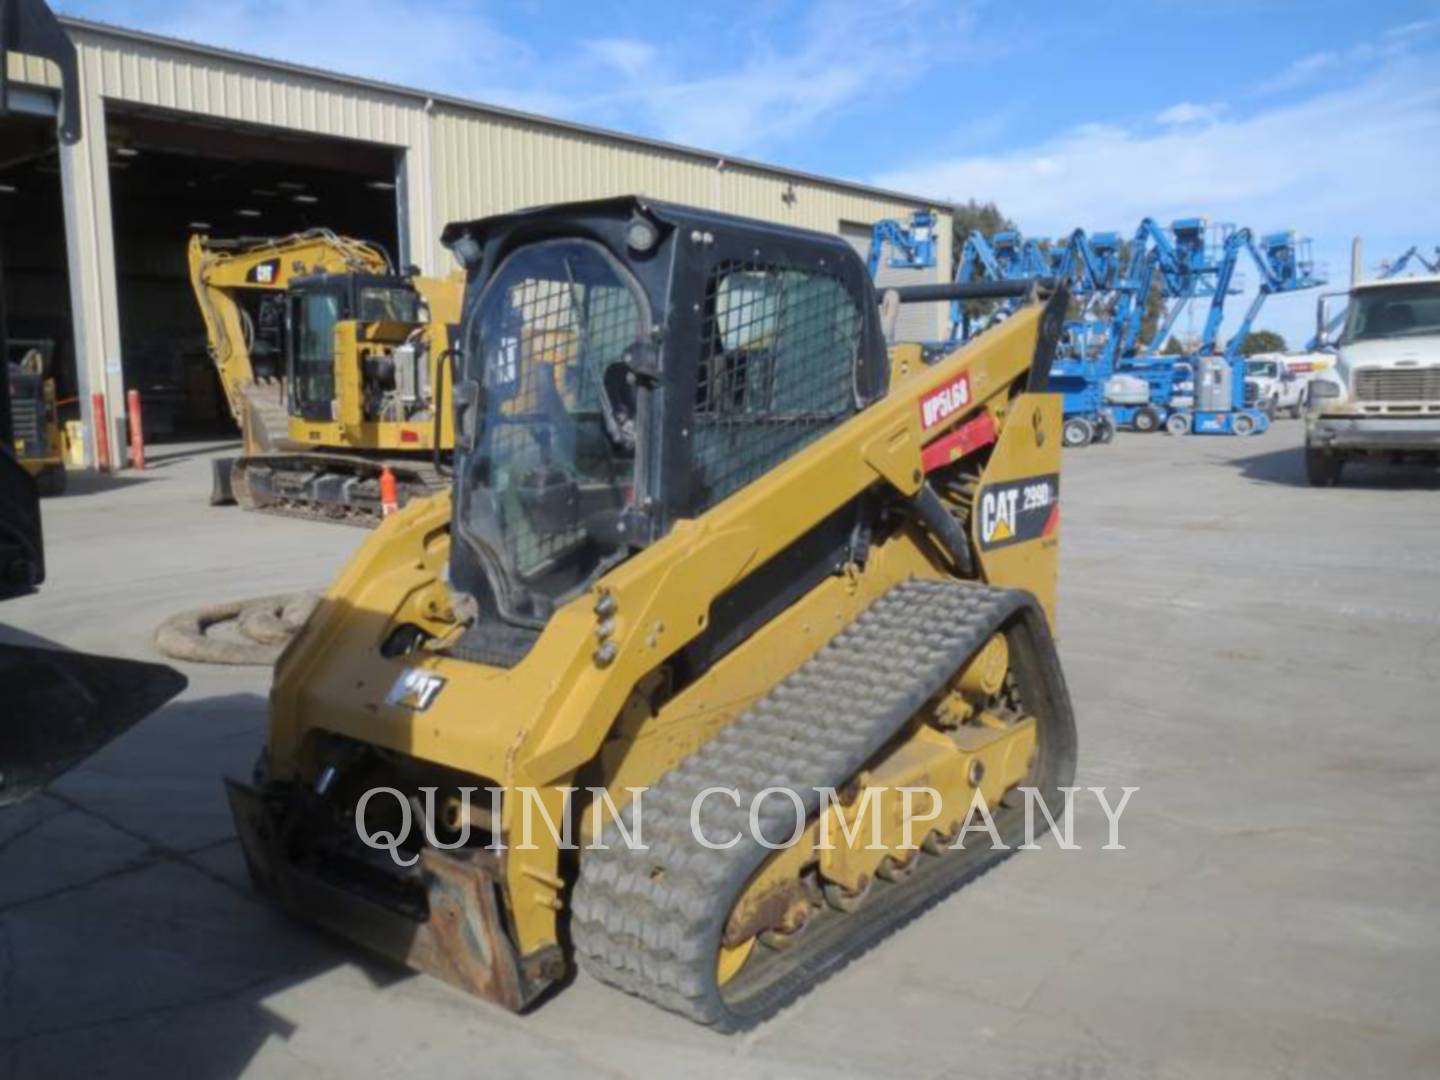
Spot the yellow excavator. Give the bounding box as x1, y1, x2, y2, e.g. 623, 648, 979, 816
188, 230, 462, 523
226, 197, 1077, 1030
6, 341, 66, 496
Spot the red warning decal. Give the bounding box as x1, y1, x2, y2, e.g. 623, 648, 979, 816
919, 373, 971, 432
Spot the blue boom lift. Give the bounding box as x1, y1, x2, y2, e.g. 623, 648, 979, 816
1159, 228, 1326, 435
1105, 218, 1234, 433
865, 211, 939, 279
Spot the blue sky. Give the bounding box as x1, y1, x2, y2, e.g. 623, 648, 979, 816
60, 0, 1440, 346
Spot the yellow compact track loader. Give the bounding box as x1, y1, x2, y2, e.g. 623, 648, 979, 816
189, 231, 461, 523
227, 197, 1077, 1029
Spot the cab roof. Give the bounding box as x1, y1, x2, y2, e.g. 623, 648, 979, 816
440, 195, 859, 264
1354, 273, 1440, 290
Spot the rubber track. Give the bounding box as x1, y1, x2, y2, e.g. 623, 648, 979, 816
572, 577, 1059, 1030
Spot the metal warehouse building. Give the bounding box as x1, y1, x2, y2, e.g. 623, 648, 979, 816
2, 9, 951, 464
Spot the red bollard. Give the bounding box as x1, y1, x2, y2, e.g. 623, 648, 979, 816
91, 392, 111, 472
126, 389, 146, 470
379, 466, 399, 517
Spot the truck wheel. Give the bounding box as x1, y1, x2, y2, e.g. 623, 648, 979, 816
1062, 417, 1093, 448
1165, 413, 1191, 436
1305, 448, 1343, 487
1232, 414, 1256, 436
1133, 406, 1160, 433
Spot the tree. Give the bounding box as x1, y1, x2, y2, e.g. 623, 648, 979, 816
950, 199, 1016, 330
1239, 329, 1287, 356
1161, 335, 1188, 355
950, 198, 1014, 271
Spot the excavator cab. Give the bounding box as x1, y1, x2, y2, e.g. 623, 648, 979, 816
284, 271, 425, 423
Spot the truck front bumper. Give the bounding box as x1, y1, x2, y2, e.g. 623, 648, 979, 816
1307, 414, 1440, 452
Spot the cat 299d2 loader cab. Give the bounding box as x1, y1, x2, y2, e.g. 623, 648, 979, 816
226, 197, 1078, 1030
189, 231, 462, 523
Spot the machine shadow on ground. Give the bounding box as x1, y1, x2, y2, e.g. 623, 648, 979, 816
1228, 444, 1440, 489
0, 689, 440, 1080
46, 470, 152, 498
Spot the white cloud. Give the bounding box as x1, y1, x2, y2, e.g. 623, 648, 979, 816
584, 39, 659, 81
1258, 50, 1343, 94
876, 53, 1440, 343
141, 0, 530, 100
1155, 101, 1223, 127
569, 0, 969, 153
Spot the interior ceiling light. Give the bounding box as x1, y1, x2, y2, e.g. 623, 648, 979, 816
113, 146, 139, 157
0, 184, 17, 194
236, 208, 262, 217
291, 194, 319, 204
276, 181, 306, 191
366, 180, 396, 191
189, 221, 212, 229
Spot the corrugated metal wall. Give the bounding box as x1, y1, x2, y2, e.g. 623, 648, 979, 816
427, 107, 950, 336
5, 49, 62, 87
5, 23, 951, 462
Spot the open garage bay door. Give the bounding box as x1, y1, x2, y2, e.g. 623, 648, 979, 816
104, 108, 403, 439
840, 220, 940, 343
1, 110, 75, 415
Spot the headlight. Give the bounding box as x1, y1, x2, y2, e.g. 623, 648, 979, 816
1307, 379, 1342, 413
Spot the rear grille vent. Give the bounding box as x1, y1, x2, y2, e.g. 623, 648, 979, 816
8, 394, 43, 457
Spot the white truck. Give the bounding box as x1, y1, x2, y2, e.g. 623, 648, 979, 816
1244, 354, 1306, 419
1245, 352, 1333, 419
1306, 274, 1440, 485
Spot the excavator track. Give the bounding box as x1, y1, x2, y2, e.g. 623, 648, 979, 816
227, 384, 446, 525
232, 453, 447, 527
572, 577, 1077, 1031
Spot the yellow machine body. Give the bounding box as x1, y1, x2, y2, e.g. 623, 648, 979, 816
187, 230, 391, 436
286, 275, 462, 454
6, 348, 66, 496
188, 231, 463, 521
229, 197, 1076, 1027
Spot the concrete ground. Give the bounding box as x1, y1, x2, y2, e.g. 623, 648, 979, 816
2, 425, 1438, 1079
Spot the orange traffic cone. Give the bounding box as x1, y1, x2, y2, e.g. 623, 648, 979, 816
379, 466, 399, 517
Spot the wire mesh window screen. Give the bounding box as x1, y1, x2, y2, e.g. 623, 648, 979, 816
475, 241, 642, 583
692, 263, 862, 508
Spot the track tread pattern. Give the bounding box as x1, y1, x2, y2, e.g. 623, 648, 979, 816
572, 577, 1045, 1030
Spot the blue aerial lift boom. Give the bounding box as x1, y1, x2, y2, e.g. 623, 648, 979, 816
865, 210, 938, 279
1159, 227, 1326, 435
